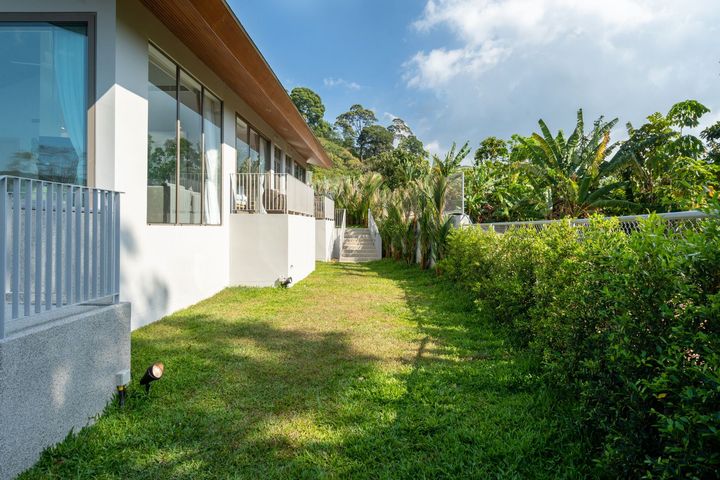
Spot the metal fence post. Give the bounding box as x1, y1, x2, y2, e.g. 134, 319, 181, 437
0, 178, 6, 338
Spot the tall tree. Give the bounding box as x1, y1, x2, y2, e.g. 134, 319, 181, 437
357, 125, 393, 160
474, 136, 509, 166
613, 100, 718, 211
335, 104, 377, 150
701, 121, 720, 164
398, 135, 427, 158
387, 118, 413, 144
289, 87, 325, 130
367, 148, 429, 189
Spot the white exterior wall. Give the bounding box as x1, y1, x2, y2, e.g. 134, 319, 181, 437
288, 215, 316, 283
229, 215, 288, 287
229, 215, 315, 287
315, 219, 336, 261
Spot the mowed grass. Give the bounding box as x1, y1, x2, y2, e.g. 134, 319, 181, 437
20, 261, 586, 479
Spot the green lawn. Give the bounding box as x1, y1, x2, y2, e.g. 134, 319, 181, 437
21, 261, 586, 479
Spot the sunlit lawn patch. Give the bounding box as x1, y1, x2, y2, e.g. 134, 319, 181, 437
21, 261, 584, 479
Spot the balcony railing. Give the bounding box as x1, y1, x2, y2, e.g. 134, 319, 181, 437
314, 194, 335, 221
230, 173, 314, 216
1, 176, 121, 339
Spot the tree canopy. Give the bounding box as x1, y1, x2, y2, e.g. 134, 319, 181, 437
290, 87, 325, 130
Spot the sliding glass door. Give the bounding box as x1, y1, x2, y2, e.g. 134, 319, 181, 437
0, 20, 91, 184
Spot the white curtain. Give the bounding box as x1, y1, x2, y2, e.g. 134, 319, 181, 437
203, 96, 222, 224
53, 25, 87, 184
203, 147, 220, 224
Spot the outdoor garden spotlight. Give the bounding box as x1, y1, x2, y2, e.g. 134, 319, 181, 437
139, 362, 164, 393
115, 369, 131, 408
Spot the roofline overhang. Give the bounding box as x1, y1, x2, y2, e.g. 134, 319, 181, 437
140, 0, 332, 169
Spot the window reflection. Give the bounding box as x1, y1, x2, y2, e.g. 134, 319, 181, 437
273, 146, 282, 173
0, 22, 88, 184
235, 117, 249, 173
147, 45, 223, 225
178, 71, 202, 224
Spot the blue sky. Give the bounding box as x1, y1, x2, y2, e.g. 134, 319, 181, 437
229, 0, 720, 157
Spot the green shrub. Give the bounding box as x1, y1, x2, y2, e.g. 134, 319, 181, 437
440, 216, 720, 478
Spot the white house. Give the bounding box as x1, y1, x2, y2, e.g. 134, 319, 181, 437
0, 1, 340, 477
0, 0, 338, 330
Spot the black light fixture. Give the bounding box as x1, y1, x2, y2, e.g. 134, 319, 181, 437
139, 362, 164, 393
115, 369, 131, 408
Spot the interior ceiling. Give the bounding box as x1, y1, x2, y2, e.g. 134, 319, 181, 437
140, 0, 331, 168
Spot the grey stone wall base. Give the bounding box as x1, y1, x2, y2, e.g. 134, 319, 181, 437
0, 303, 131, 480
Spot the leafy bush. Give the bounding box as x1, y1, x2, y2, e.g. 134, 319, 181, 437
439, 215, 720, 478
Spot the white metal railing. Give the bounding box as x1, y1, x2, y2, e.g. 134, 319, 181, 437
367, 209, 382, 258
476, 210, 710, 234
332, 209, 346, 259
1, 176, 121, 339
230, 173, 314, 216
334, 208, 346, 229
314, 194, 335, 221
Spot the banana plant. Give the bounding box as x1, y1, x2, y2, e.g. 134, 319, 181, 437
519, 109, 634, 218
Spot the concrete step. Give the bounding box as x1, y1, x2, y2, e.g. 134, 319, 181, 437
340, 227, 381, 263
339, 257, 380, 263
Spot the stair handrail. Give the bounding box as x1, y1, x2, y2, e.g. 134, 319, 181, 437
367, 209, 382, 258
332, 208, 346, 260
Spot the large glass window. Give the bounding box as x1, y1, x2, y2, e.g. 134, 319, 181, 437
147, 45, 222, 225
235, 115, 269, 174
273, 146, 282, 173
260, 136, 271, 172
248, 128, 261, 173
294, 162, 306, 183
147, 48, 177, 223
235, 116, 250, 173
0, 21, 89, 184
178, 71, 202, 224
285, 155, 293, 176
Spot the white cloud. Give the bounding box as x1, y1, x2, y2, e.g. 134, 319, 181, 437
404, 0, 720, 146
323, 77, 362, 90
425, 140, 444, 156
405, 41, 509, 89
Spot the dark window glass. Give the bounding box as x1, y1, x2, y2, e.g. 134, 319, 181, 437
260, 136, 271, 172
248, 128, 260, 173
235, 117, 249, 173
273, 146, 282, 173
285, 155, 293, 176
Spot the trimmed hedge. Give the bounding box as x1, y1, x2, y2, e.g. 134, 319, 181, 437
439, 216, 720, 478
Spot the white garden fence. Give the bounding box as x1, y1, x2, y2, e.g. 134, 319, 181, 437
476, 210, 710, 235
